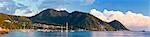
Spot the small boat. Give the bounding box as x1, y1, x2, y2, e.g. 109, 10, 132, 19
141, 30, 146, 32
43, 29, 50, 32
70, 30, 75, 32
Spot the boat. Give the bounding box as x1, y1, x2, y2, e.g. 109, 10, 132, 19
141, 30, 146, 32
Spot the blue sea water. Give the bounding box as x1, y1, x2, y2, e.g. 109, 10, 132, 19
1, 31, 150, 37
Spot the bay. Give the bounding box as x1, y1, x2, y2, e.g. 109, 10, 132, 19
0, 31, 150, 37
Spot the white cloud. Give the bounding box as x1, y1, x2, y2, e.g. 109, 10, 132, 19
54, 8, 67, 11
13, 9, 35, 17
90, 9, 150, 31
90, 9, 107, 21
0, 2, 9, 7
12, 0, 96, 16
14, 9, 27, 15
0, 3, 4, 7
54, 8, 72, 13
12, 0, 45, 16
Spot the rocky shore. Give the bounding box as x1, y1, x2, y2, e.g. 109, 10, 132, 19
0, 27, 9, 34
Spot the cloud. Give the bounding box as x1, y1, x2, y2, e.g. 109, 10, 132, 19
0, 2, 4, 7
14, 9, 27, 15
90, 9, 150, 31
0, 0, 96, 16
90, 9, 107, 21
0, 0, 28, 14
11, 0, 96, 16
54, 8, 67, 11
13, 9, 35, 17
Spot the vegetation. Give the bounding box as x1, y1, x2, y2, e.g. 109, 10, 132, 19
0, 13, 33, 29
0, 9, 129, 31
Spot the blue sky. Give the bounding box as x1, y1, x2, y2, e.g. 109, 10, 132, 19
93, 0, 150, 16
0, 0, 149, 16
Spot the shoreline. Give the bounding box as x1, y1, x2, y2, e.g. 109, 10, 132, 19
10, 29, 89, 32
1, 28, 146, 33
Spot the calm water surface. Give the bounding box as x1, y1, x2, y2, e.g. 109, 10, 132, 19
0, 31, 150, 37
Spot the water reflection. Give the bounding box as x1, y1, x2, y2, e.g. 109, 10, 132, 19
0, 31, 150, 37
33, 32, 68, 37
5, 32, 34, 37
91, 31, 146, 37
68, 32, 92, 37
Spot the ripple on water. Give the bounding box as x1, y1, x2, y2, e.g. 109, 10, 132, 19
1, 31, 150, 37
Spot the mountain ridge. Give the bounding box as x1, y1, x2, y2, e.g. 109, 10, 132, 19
0, 8, 129, 31
29, 8, 129, 31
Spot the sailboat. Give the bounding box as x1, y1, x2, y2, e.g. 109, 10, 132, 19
65, 22, 68, 32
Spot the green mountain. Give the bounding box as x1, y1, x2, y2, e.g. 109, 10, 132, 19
66, 11, 115, 31
108, 20, 129, 31
29, 9, 128, 31
0, 9, 129, 31
29, 9, 69, 25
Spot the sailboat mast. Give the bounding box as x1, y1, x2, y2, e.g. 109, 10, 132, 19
66, 22, 68, 32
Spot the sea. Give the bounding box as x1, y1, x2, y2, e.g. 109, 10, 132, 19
0, 31, 150, 37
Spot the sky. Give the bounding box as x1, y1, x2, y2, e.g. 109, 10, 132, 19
0, 0, 149, 16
